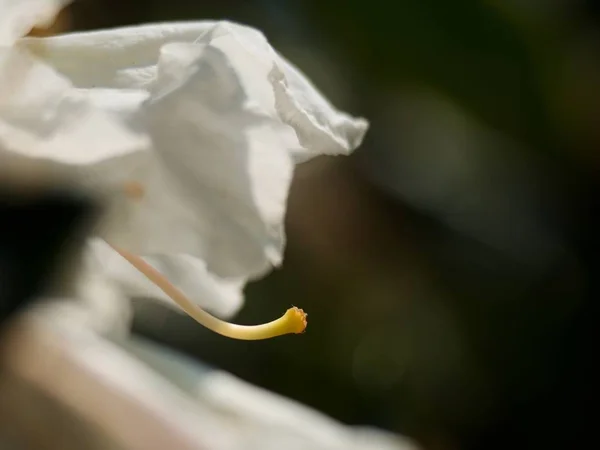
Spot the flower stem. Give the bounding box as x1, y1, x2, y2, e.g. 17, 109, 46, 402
111, 246, 307, 340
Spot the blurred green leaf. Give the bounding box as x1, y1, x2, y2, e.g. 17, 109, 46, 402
305, 0, 556, 150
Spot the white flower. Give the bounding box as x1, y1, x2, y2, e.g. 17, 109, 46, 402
1, 1, 369, 338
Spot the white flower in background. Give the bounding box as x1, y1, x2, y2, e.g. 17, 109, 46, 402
0, 0, 369, 339
1, 307, 418, 450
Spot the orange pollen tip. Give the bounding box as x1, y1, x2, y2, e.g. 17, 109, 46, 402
286, 306, 308, 334
122, 181, 145, 200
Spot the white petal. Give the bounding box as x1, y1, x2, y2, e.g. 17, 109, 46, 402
0, 47, 147, 174
0, 0, 69, 45
126, 42, 295, 278
193, 371, 419, 450
270, 55, 369, 162
18, 22, 217, 89
195, 22, 369, 160
86, 239, 245, 319
3, 313, 418, 449
77, 87, 149, 123
20, 21, 369, 160
123, 336, 421, 450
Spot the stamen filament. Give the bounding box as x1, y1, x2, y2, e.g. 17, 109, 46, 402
111, 246, 307, 340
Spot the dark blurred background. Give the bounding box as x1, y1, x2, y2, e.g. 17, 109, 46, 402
56, 1, 599, 449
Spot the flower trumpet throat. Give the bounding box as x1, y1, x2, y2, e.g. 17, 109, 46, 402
112, 246, 307, 340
